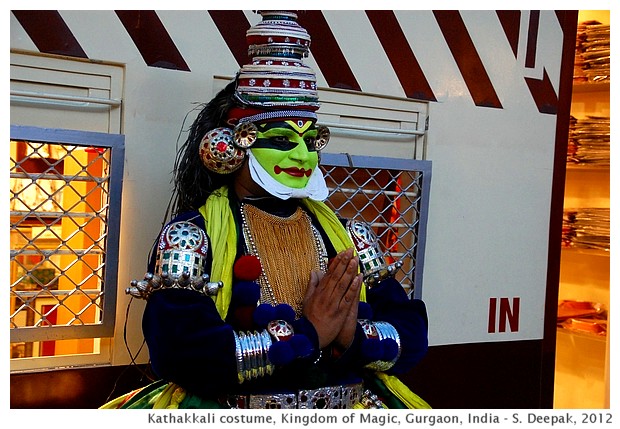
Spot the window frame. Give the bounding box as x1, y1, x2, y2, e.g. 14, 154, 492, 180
9, 124, 125, 344
321, 153, 432, 299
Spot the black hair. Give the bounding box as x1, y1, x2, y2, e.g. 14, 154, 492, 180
171, 80, 239, 215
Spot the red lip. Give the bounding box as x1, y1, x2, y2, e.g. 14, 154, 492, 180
274, 166, 312, 177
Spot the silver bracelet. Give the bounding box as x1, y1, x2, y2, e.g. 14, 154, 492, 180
374, 321, 402, 362
233, 329, 274, 384
359, 320, 401, 372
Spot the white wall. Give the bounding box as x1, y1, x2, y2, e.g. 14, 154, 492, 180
10, 10, 571, 364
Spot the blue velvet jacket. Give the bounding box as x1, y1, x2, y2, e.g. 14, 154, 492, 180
141, 196, 428, 400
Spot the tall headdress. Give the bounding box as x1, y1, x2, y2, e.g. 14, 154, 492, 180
199, 11, 330, 175
232, 10, 319, 115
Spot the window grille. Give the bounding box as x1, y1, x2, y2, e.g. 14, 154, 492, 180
9, 125, 124, 358
321, 153, 431, 299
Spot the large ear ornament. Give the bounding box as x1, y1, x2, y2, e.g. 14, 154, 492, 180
315, 125, 330, 151
199, 127, 246, 174
233, 122, 258, 149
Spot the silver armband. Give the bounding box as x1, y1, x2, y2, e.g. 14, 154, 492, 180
345, 219, 402, 287
156, 221, 208, 277
125, 221, 223, 299
358, 319, 401, 371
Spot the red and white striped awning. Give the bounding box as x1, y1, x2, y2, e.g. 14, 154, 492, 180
11, 10, 570, 114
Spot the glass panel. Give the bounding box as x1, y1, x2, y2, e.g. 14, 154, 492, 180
321, 163, 426, 297
10, 139, 111, 358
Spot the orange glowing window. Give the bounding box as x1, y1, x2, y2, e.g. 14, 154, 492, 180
9, 126, 124, 360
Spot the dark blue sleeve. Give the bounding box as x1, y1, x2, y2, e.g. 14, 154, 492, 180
366, 277, 429, 374
142, 288, 238, 398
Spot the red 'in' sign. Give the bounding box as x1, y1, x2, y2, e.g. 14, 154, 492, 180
488, 297, 520, 333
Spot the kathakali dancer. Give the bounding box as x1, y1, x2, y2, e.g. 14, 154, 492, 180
102, 10, 429, 409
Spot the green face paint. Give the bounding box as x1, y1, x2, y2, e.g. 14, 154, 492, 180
251, 120, 319, 189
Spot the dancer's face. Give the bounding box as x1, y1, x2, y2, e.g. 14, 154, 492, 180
250, 119, 319, 189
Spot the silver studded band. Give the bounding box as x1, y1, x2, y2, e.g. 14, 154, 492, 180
233, 330, 274, 384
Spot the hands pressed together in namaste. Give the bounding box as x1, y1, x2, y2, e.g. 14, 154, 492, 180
303, 248, 363, 351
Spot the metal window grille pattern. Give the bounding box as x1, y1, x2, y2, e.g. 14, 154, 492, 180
320, 153, 431, 299
9, 125, 124, 347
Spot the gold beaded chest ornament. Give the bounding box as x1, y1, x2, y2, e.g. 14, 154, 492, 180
240, 203, 328, 316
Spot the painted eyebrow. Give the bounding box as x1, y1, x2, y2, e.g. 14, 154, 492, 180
258, 127, 317, 138
258, 121, 316, 133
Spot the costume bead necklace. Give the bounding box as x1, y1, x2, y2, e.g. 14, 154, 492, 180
240, 202, 328, 316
